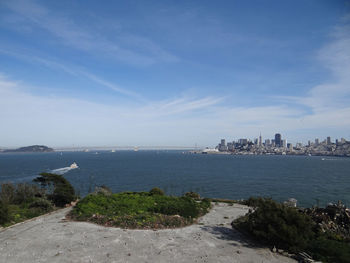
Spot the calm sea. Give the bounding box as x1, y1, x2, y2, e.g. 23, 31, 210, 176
0, 151, 349, 208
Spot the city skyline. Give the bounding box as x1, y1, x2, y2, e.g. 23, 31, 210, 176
217, 134, 348, 148
1, 1, 350, 147
214, 133, 350, 157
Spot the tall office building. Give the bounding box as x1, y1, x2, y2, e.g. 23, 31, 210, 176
327, 136, 331, 145
275, 133, 282, 147
259, 133, 262, 146
218, 139, 228, 151
281, 139, 287, 148
271, 139, 275, 147
315, 138, 319, 146
239, 138, 248, 145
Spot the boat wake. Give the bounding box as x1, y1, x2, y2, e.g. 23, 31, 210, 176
51, 163, 79, 175
51, 167, 74, 175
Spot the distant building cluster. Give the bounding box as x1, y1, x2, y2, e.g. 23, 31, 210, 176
211, 134, 350, 157
217, 133, 289, 151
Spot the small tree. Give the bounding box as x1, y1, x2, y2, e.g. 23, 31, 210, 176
34, 173, 76, 207
149, 187, 165, 196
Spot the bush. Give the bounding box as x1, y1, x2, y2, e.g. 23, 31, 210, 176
149, 187, 164, 196
0, 183, 16, 204
233, 198, 315, 252
14, 183, 43, 204
29, 198, 53, 212
241, 196, 269, 208
70, 190, 211, 229
1, 183, 44, 205
150, 196, 201, 218
0, 200, 10, 225
184, 192, 201, 199
94, 185, 112, 196
308, 235, 350, 263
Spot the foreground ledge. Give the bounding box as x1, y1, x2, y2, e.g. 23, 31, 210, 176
0, 203, 296, 263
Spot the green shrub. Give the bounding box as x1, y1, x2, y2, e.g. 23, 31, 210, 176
308, 235, 350, 263
184, 192, 201, 199
1, 183, 44, 205
29, 198, 53, 212
0, 183, 16, 204
14, 183, 43, 204
0, 200, 10, 225
233, 198, 315, 252
241, 196, 269, 208
149, 187, 164, 196
94, 185, 112, 196
70, 190, 211, 229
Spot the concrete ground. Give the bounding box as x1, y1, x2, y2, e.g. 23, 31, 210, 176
0, 203, 296, 263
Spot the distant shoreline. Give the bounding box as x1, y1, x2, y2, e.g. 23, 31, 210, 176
189, 150, 350, 158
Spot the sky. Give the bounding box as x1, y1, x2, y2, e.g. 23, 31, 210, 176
0, 0, 350, 148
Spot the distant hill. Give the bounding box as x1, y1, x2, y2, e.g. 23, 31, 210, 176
3, 145, 54, 153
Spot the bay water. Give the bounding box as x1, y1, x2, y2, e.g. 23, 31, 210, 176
0, 151, 349, 207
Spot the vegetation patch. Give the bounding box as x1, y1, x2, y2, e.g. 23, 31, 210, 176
233, 197, 350, 263
0, 173, 76, 227
33, 173, 76, 207
69, 189, 211, 229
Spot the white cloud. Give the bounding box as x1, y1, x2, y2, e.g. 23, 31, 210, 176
282, 23, 350, 112
0, 48, 144, 100
1, 69, 349, 148
2, 0, 178, 65
1, 3, 350, 147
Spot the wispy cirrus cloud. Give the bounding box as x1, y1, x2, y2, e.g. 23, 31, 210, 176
0, 47, 144, 100
278, 22, 350, 112
1, 70, 349, 148
0, 74, 228, 146
2, 0, 178, 66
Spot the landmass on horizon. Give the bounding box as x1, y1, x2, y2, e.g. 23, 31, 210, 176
1, 145, 54, 153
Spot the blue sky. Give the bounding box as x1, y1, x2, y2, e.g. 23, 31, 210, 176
0, 0, 350, 147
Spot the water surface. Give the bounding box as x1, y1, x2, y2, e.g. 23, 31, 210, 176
1, 151, 349, 207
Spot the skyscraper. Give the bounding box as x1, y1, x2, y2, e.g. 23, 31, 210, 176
275, 133, 282, 147
218, 139, 228, 151
281, 139, 287, 148
327, 137, 331, 145
259, 133, 262, 146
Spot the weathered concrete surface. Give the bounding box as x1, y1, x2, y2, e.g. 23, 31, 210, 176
0, 203, 296, 263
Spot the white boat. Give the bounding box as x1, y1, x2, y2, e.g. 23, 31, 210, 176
70, 162, 78, 169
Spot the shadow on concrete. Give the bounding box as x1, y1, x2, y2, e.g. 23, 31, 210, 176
200, 225, 264, 249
